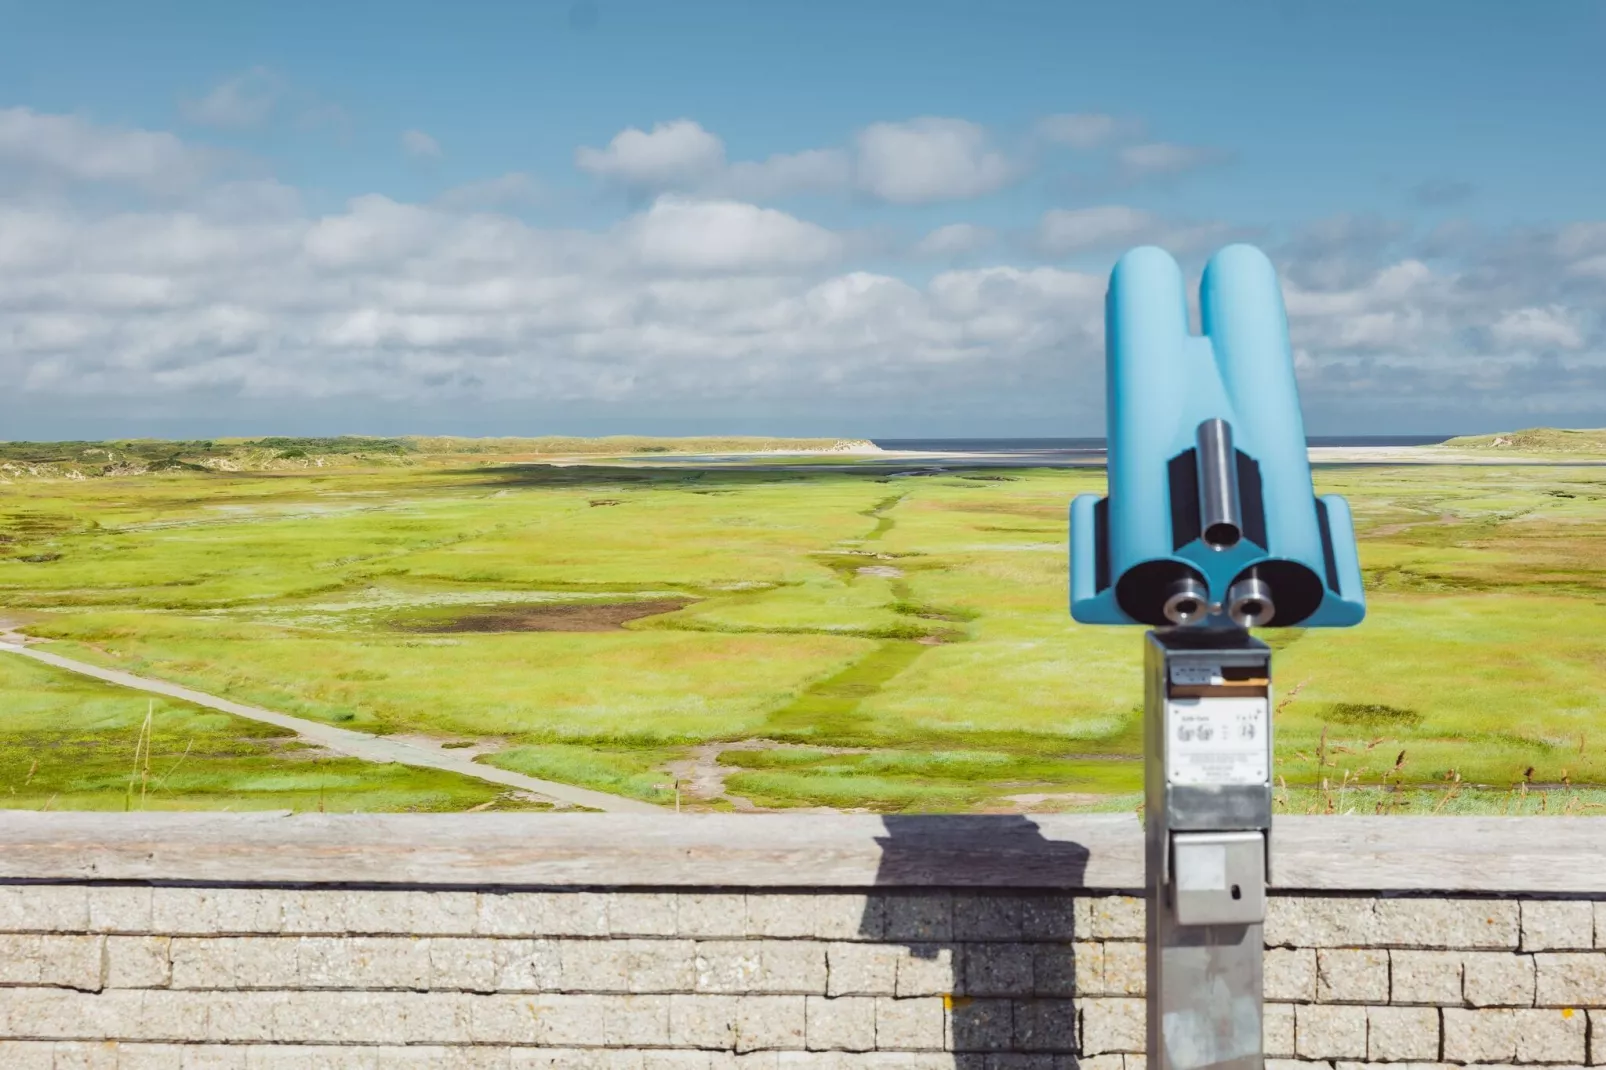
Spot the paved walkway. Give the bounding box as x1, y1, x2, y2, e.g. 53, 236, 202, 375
0, 641, 660, 814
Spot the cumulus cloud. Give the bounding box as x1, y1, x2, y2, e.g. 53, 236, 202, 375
1113, 141, 1228, 182
2, 108, 1603, 430
0, 107, 217, 194
434, 172, 541, 212
914, 223, 996, 258
576, 116, 1017, 204
402, 129, 442, 159
1036, 206, 1246, 256
180, 68, 283, 128
575, 119, 725, 186
853, 118, 1015, 204
617, 196, 844, 273
1035, 113, 1142, 149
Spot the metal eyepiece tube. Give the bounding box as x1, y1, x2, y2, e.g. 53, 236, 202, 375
1226, 573, 1275, 628
1195, 418, 1243, 549
1161, 576, 1210, 625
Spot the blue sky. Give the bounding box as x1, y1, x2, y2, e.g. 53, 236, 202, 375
0, 0, 1603, 437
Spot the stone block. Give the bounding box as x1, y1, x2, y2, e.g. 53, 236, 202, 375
962, 943, 1034, 997
476, 892, 608, 938
678, 894, 749, 939
670, 993, 740, 1048
1316, 949, 1389, 1004
805, 995, 875, 1051
86, 887, 154, 934
1265, 897, 1376, 948
1265, 948, 1316, 1002
1372, 898, 1518, 950
1389, 950, 1463, 1005
1536, 951, 1606, 1006
894, 944, 959, 998
1264, 1002, 1295, 1057
1591, 1008, 1606, 1065
429, 936, 500, 992
604, 994, 673, 1046
0, 934, 102, 991
1019, 896, 1080, 941
1087, 898, 1144, 941
0, 886, 90, 933
882, 893, 952, 943
737, 995, 806, 1052
152, 889, 283, 936
105, 936, 172, 989
290, 935, 372, 991
953, 896, 1026, 941
1012, 998, 1076, 1052
1366, 1005, 1438, 1062
1031, 943, 1088, 998
1461, 951, 1535, 1007
1515, 1007, 1588, 1064
1296, 1003, 1368, 1059
608, 893, 679, 937
276, 890, 350, 935
492, 938, 563, 991
1100, 942, 1144, 997
695, 940, 827, 995
1441, 1007, 1518, 1063
206, 991, 286, 1043
0, 1042, 52, 1070
825, 942, 899, 996
1522, 900, 1596, 951
873, 996, 945, 1050
562, 938, 696, 994
1079, 997, 1144, 1055
747, 895, 880, 941
947, 997, 1013, 1051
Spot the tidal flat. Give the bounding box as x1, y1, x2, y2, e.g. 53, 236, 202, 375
3, 438, 1604, 815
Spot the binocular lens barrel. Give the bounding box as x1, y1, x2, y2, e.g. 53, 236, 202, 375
1226, 575, 1275, 628
1195, 419, 1242, 549
1162, 577, 1210, 625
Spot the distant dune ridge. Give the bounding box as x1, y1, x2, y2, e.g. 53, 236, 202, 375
0, 435, 884, 479
1439, 427, 1606, 454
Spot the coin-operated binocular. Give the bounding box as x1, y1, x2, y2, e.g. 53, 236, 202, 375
1069, 245, 1365, 1070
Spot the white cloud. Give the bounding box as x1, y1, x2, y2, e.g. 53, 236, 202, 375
853, 118, 1015, 204
1489, 306, 1587, 350
402, 129, 442, 159
576, 116, 1018, 204
1035, 113, 1141, 149
575, 119, 725, 186
914, 223, 996, 258
619, 196, 843, 273
0, 107, 216, 194
1114, 141, 1226, 181
723, 148, 852, 200
435, 172, 541, 211
181, 68, 282, 128
1036, 206, 1242, 256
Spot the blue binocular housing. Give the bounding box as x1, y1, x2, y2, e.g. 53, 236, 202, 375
1070, 244, 1366, 629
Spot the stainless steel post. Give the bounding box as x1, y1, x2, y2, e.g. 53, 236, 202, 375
1144, 628, 1273, 1070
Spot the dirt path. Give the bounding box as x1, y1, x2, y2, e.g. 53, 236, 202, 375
0, 637, 660, 814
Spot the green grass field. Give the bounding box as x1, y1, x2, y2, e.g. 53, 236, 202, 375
3, 436, 1604, 814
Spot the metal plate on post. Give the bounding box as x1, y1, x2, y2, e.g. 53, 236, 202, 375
1165, 696, 1269, 787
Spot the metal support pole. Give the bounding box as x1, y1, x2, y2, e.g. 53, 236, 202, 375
1145, 628, 1273, 1070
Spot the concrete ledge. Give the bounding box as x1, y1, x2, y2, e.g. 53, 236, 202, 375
0, 813, 1600, 893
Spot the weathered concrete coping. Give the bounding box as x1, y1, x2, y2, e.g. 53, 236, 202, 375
0, 812, 1600, 893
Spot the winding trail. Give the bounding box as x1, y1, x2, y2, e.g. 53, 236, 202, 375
0, 639, 660, 814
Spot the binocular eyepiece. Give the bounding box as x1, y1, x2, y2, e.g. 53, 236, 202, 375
1156, 568, 1277, 628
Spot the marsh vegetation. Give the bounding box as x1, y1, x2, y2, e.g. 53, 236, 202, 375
3, 437, 1604, 813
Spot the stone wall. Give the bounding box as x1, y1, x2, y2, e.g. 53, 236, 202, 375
0, 812, 1601, 1068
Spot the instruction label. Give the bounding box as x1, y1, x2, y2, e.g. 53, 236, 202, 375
1169, 663, 1224, 687
1166, 696, 1269, 786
